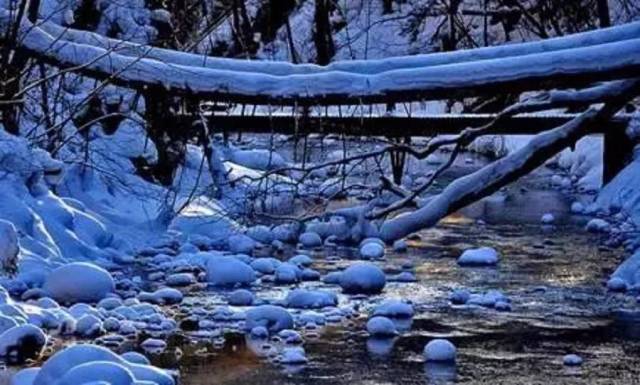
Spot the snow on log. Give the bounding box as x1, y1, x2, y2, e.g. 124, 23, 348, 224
36, 18, 640, 76
2, 10, 640, 105
379, 80, 640, 242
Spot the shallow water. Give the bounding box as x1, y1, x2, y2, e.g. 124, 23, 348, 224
160, 183, 640, 385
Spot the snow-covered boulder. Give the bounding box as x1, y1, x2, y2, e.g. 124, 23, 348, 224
0, 220, 19, 273
227, 234, 256, 254
288, 254, 313, 267
245, 305, 293, 333
586, 219, 611, 233
457, 247, 499, 266
280, 346, 308, 364
372, 300, 414, 318
275, 263, 302, 284
29, 344, 174, 385
43, 262, 115, 304
0, 324, 46, 363
206, 256, 256, 287
366, 316, 398, 336
284, 289, 338, 309
138, 288, 183, 305
299, 232, 322, 248
424, 339, 456, 362
608, 249, 640, 291
166, 273, 196, 287
392, 239, 408, 252
273, 223, 299, 243
339, 263, 386, 294
360, 242, 385, 260
250, 257, 281, 274
246, 225, 274, 244
121, 351, 151, 365
228, 289, 255, 306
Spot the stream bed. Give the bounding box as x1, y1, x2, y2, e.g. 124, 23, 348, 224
156, 182, 640, 385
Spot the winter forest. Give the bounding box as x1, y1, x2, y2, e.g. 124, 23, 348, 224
1, 0, 640, 384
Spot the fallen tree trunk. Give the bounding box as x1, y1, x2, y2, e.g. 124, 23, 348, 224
378, 79, 640, 242
3, 10, 640, 105
35, 15, 640, 76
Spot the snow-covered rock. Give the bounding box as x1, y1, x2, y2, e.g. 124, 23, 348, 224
366, 316, 398, 336
250, 257, 281, 274
166, 273, 196, 287
206, 256, 256, 287
372, 300, 414, 318
563, 354, 583, 366
449, 289, 471, 305
0, 324, 46, 363
121, 351, 151, 365
138, 288, 183, 305
43, 262, 115, 304
280, 346, 308, 364
246, 225, 274, 244
245, 305, 293, 333
339, 263, 386, 294
288, 254, 313, 267
607, 250, 640, 291
284, 289, 337, 309
586, 218, 611, 233
299, 232, 322, 248
29, 344, 174, 385
360, 242, 385, 260
457, 247, 499, 267
275, 263, 302, 284
424, 339, 457, 362
227, 234, 256, 254
392, 239, 408, 252
541, 213, 555, 224
228, 289, 255, 306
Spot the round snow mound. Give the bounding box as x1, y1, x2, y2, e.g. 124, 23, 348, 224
206, 256, 256, 287
424, 339, 457, 362
339, 262, 386, 294
43, 262, 115, 304
245, 305, 294, 333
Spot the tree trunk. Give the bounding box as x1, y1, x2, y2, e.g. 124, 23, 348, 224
597, 0, 611, 28
314, 0, 335, 65
382, 0, 393, 14
1, 0, 40, 135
